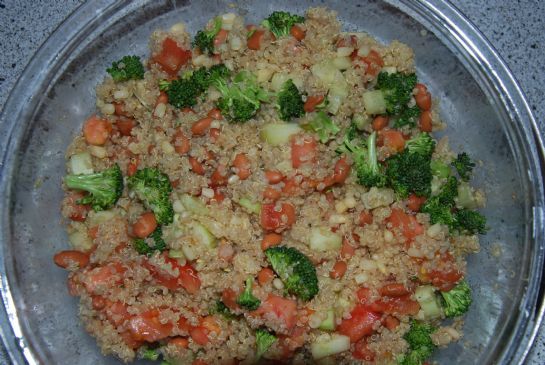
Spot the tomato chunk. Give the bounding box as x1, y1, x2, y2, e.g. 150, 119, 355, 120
128, 309, 173, 342
152, 38, 192, 76
255, 294, 298, 330
260, 203, 296, 232
145, 256, 201, 294
338, 305, 381, 343
388, 208, 424, 239
291, 135, 317, 168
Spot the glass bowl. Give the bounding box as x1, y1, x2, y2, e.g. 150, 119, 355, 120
0, 0, 543, 364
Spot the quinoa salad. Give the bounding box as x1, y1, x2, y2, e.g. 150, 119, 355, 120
53, 8, 487, 365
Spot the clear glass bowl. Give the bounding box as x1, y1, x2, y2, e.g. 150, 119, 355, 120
0, 1, 543, 364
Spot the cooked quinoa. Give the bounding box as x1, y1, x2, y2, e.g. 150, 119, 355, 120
54, 8, 486, 365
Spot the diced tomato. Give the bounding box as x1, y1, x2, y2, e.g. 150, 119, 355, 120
260, 203, 296, 232
116, 118, 135, 137
119, 330, 143, 349
338, 305, 381, 343
372, 115, 389, 131
340, 238, 356, 259
383, 315, 400, 330
419, 110, 433, 132
356, 287, 372, 304
303, 95, 325, 112
291, 135, 317, 168
415, 83, 432, 111
429, 268, 463, 292
190, 326, 210, 345
104, 301, 131, 327
152, 38, 192, 76
282, 176, 302, 196
333, 157, 351, 184
83, 262, 125, 295
214, 29, 229, 47
247, 30, 264, 50
222, 288, 240, 311
210, 164, 228, 187
407, 194, 426, 212
113, 102, 130, 118
254, 294, 298, 330
368, 295, 420, 316
353, 338, 375, 361
258, 268, 275, 286
145, 256, 201, 294
169, 337, 190, 348
359, 210, 373, 226
381, 129, 405, 152
128, 309, 173, 342
360, 50, 384, 77
388, 208, 424, 240
290, 25, 305, 41
155, 91, 169, 107
66, 192, 91, 221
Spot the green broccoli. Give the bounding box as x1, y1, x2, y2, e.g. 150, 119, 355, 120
277, 79, 305, 121
193, 17, 222, 55
107, 55, 145, 82
133, 226, 167, 256
420, 176, 458, 226
303, 111, 340, 143
255, 328, 277, 359
211, 70, 269, 122
440, 280, 472, 318
265, 246, 319, 301
193, 64, 231, 91
394, 105, 421, 129
212, 300, 237, 320
141, 348, 160, 361
385, 134, 435, 198
159, 77, 202, 109
453, 209, 487, 234
376, 72, 418, 116
127, 168, 174, 225
400, 320, 436, 365
261, 11, 305, 38
341, 130, 387, 188
65, 164, 123, 211
451, 152, 475, 181
236, 277, 261, 311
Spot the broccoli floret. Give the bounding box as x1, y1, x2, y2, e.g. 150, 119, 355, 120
394, 105, 421, 129
133, 227, 167, 256
160, 77, 202, 109
141, 348, 160, 361
405, 133, 435, 157
440, 280, 472, 317
127, 168, 174, 225
193, 17, 222, 55
376, 72, 418, 115
343, 131, 387, 188
265, 246, 319, 301
212, 300, 237, 320
65, 164, 123, 211
261, 11, 304, 38
237, 277, 261, 311
420, 176, 458, 226
400, 320, 436, 365
211, 71, 268, 122
303, 111, 340, 143
451, 152, 475, 181
385, 134, 435, 198
454, 209, 487, 234
277, 79, 305, 121
193, 64, 231, 91
107, 55, 145, 82
255, 328, 277, 359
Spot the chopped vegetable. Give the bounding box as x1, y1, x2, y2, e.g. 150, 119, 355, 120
303, 111, 340, 143
265, 246, 319, 301
255, 328, 277, 359
451, 152, 475, 181
193, 17, 222, 54
261, 11, 305, 38
309, 227, 342, 252
310, 334, 351, 360
106, 55, 145, 82
400, 320, 436, 365
376, 72, 418, 115
277, 79, 305, 121
64, 164, 123, 211
128, 168, 174, 225
260, 123, 302, 146
133, 226, 167, 256
440, 280, 472, 317
237, 277, 261, 310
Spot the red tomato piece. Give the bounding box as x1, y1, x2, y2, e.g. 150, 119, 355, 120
291, 135, 317, 168
260, 203, 296, 232
255, 294, 298, 330
338, 305, 381, 343
128, 309, 173, 342
152, 38, 192, 76
388, 208, 424, 240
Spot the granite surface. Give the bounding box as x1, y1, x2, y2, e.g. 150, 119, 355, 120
0, 0, 543, 363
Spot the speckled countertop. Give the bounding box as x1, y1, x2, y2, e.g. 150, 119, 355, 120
0, 0, 544, 364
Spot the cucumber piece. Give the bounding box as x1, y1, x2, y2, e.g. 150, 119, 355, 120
332, 56, 351, 70
181, 244, 197, 261
191, 221, 217, 249
260, 123, 302, 146
310, 334, 350, 360
456, 182, 477, 209
414, 285, 443, 320
168, 249, 185, 259
430, 160, 450, 179
87, 210, 117, 227
318, 309, 336, 331
180, 194, 209, 216
68, 230, 93, 251
238, 197, 261, 215
309, 227, 342, 252
69, 152, 94, 175
362, 90, 387, 115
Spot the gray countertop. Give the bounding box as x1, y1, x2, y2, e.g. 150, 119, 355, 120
0, 0, 544, 364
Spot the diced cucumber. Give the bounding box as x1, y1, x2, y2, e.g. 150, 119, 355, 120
309, 227, 342, 252
191, 221, 217, 249
456, 182, 477, 209
310, 334, 350, 360
362, 90, 387, 115
180, 194, 209, 216
430, 160, 451, 179
68, 230, 93, 251
69, 152, 94, 175
353, 114, 371, 130
414, 285, 443, 320
87, 210, 116, 227
311, 60, 348, 115
181, 244, 197, 261
332, 56, 352, 70
260, 123, 302, 146
271, 72, 290, 91
168, 249, 185, 259
238, 197, 261, 215
318, 309, 336, 331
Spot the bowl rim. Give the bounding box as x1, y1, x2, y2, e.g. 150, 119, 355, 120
0, 0, 543, 364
